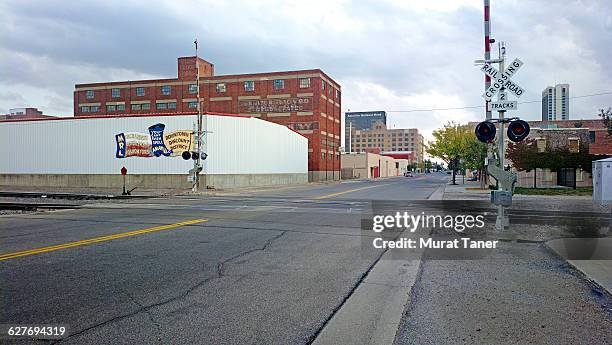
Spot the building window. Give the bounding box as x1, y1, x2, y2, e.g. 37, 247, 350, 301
336, 90, 340, 99
106, 105, 116, 112
189, 84, 198, 94
322, 152, 326, 160
188, 101, 198, 109
216, 83, 226, 93
131, 104, 141, 111
117, 104, 125, 111
90, 106, 99, 112
161, 85, 171, 95
244, 81, 255, 92
589, 131, 596, 143
157, 103, 167, 110
111, 88, 120, 98
168, 102, 177, 109
81, 106, 90, 113
299, 78, 310, 88
274, 79, 284, 90
322, 81, 326, 91
136, 87, 145, 97
142, 103, 150, 110
86, 90, 94, 99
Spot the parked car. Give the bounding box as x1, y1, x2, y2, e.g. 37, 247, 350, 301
404, 172, 413, 177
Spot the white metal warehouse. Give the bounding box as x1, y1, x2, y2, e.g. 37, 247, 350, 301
0, 113, 308, 189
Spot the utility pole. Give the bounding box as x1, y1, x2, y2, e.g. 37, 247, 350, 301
193, 38, 203, 193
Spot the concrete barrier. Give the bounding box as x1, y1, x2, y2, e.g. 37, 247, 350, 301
0, 173, 308, 190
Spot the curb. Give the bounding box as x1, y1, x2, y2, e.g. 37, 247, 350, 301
427, 184, 446, 200
545, 237, 612, 296
311, 232, 425, 345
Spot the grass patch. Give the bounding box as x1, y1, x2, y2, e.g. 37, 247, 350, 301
513, 186, 593, 196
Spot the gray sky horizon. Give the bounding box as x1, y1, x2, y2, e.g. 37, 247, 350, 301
1, 0, 611, 142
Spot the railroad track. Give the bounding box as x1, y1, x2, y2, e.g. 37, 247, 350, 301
0, 191, 148, 200
0, 202, 80, 211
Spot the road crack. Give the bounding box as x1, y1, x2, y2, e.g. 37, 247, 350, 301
53, 231, 286, 343
217, 231, 286, 277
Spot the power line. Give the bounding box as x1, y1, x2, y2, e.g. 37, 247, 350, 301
386, 90, 612, 113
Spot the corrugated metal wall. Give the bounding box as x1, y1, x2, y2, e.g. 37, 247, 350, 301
0, 114, 307, 175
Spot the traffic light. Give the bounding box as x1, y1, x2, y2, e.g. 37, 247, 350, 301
475, 121, 497, 143
507, 119, 530, 142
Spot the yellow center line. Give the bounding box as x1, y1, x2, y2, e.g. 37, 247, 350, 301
0, 219, 207, 261
315, 183, 397, 200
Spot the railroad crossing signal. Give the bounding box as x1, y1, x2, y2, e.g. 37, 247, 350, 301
481, 58, 524, 100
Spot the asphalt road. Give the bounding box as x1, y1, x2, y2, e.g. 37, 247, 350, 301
1, 174, 610, 345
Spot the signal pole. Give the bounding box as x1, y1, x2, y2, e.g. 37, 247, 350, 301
484, 0, 492, 120
496, 42, 508, 230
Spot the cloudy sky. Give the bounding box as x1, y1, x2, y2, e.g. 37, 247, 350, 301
1, 0, 611, 141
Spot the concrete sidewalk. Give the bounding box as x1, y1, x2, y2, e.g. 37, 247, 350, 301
546, 237, 612, 295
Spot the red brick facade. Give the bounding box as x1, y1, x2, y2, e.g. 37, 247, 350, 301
74, 57, 342, 181
528, 119, 612, 155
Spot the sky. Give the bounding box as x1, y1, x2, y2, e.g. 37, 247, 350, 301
1, 0, 611, 143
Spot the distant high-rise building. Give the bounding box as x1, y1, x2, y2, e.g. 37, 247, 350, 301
541, 84, 569, 121
346, 119, 424, 164
345, 111, 386, 150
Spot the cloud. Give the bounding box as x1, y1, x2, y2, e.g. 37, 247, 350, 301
0, 0, 610, 129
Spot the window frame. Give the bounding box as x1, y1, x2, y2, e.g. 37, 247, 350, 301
111, 88, 120, 98
86, 90, 94, 99
157, 102, 167, 110
136, 87, 145, 97
216, 83, 227, 93
273, 79, 284, 90
244, 81, 255, 92
106, 104, 116, 112
131, 103, 142, 111
81, 106, 90, 113
188, 84, 198, 94
161, 85, 171, 96
299, 78, 310, 89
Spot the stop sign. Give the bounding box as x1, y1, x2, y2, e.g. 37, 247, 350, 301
121, 167, 127, 175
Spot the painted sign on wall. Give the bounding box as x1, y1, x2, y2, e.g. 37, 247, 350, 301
238, 97, 313, 113
115, 123, 195, 158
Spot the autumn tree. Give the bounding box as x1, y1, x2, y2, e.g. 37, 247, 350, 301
427, 122, 485, 184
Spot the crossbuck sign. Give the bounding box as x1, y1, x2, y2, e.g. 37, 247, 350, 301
481, 58, 524, 101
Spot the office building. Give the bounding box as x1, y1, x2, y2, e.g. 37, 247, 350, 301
542, 84, 569, 121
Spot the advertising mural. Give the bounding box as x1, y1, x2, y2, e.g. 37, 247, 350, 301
238, 97, 313, 113
115, 123, 196, 158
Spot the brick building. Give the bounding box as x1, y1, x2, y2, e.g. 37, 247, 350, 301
0, 107, 54, 121
346, 119, 424, 164
528, 119, 612, 155
74, 56, 341, 181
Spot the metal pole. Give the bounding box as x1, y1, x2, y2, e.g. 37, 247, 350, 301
484, 0, 492, 120
495, 42, 508, 231
193, 38, 202, 192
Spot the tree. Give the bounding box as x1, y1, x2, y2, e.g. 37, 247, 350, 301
426, 122, 479, 184
599, 107, 612, 136
507, 138, 606, 188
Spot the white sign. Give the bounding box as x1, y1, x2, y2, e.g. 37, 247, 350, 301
490, 101, 518, 111
481, 58, 525, 100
